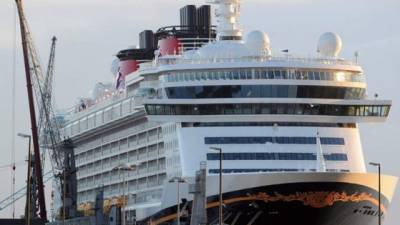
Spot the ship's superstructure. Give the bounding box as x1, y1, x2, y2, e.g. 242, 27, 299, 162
59, 1, 397, 225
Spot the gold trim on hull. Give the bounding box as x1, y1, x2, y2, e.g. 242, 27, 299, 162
150, 191, 386, 225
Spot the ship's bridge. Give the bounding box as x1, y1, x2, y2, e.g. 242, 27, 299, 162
136, 55, 390, 125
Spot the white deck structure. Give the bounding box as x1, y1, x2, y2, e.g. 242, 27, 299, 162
60, 0, 393, 222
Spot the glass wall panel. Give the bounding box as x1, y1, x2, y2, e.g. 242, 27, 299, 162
72, 121, 79, 135
104, 107, 112, 123
162, 69, 364, 83
165, 85, 366, 99
80, 118, 88, 131
145, 103, 390, 117
122, 99, 131, 116
205, 136, 344, 145
209, 168, 302, 173
206, 152, 348, 161
88, 114, 95, 129
113, 103, 121, 119
95, 111, 103, 126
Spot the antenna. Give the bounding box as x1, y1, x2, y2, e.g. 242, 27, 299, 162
354, 51, 359, 64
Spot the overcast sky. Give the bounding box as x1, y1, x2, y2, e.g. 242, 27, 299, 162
0, 0, 399, 223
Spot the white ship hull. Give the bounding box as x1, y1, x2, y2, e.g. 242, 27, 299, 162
139, 172, 397, 225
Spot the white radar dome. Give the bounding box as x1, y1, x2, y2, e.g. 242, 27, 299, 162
246, 30, 271, 55
317, 32, 342, 58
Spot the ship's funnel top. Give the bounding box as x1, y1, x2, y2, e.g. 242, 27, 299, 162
209, 0, 242, 41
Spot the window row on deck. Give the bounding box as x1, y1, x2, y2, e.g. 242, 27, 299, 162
205, 136, 345, 145
161, 68, 364, 83
208, 168, 350, 174
145, 103, 390, 117
165, 85, 365, 99
206, 152, 348, 161
183, 122, 356, 128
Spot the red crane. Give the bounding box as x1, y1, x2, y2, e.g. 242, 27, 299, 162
15, 0, 47, 220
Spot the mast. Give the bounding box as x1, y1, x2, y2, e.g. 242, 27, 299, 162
15, 0, 47, 220
210, 0, 242, 40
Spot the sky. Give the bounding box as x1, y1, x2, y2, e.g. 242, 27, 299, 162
0, 0, 399, 223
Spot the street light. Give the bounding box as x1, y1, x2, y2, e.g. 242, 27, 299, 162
17, 133, 31, 139
168, 177, 187, 225
209, 147, 223, 225
369, 162, 382, 225
112, 163, 139, 225
17, 133, 31, 225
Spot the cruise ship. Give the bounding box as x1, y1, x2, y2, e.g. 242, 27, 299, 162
59, 1, 398, 224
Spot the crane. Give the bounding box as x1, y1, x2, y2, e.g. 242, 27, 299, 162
38, 36, 66, 174
15, 0, 79, 221
0, 36, 57, 217
37, 33, 79, 225
0, 37, 64, 218
28, 36, 59, 221
15, 0, 47, 220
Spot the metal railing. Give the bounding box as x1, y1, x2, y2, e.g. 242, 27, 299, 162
175, 56, 358, 66
139, 55, 359, 72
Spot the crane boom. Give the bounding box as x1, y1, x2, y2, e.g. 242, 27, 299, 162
38, 36, 65, 171
37, 33, 79, 222
15, 1, 79, 221
15, 0, 47, 220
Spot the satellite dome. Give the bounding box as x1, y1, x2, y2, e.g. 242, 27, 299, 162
317, 32, 342, 58
246, 30, 271, 54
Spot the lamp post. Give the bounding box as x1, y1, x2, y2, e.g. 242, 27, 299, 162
17, 133, 31, 225
369, 162, 381, 225
18, 133, 32, 224
169, 177, 187, 225
210, 147, 223, 225
112, 163, 138, 225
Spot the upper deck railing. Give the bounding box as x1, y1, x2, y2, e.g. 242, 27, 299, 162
62, 92, 128, 128
139, 55, 360, 72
